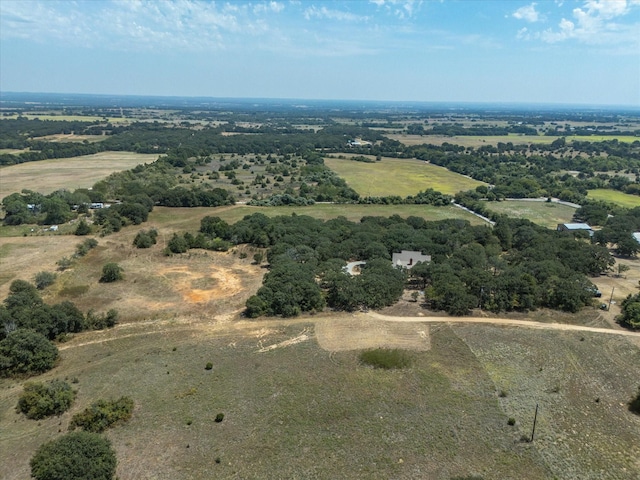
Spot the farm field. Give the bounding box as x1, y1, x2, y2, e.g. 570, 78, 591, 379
587, 189, 640, 208
146, 204, 485, 233
386, 134, 639, 148
0, 151, 159, 199
324, 156, 484, 197
482, 200, 578, 229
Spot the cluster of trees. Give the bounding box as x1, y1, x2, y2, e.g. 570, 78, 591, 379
181, 213, 610, 318
618, 293, 640, 330
0, 280, 117, 377
592, 207, 640, 257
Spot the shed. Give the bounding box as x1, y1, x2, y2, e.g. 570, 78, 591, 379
557, 223, 593, 236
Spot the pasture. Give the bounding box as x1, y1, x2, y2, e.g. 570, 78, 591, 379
324, 156, 484, 197
147, 204, 485, 232
387, 134, 639, 148
587, 189, 640, 208
482, 200, 578, 229
1, 209, 640, 479
0, 152, 159, 200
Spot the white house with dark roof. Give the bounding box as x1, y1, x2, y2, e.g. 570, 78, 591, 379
392, 250, 431, 269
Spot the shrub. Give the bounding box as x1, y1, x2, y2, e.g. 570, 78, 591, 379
84, 309, 118, 330
30, 431, 116, 480
75, 238, 98, 257
205, 362, 213, 370
215, 413, 225, 423
133, 229, 158, 249
74, 219, 91, 236
629, 386, 640, 415
359, 348, 413, 370
0, 329, 58, 377
507, 417, 516, 426
69, 396, 134, 433
99, 263, 123, 283
34, 271, 57, 290
17, 380, 75, 419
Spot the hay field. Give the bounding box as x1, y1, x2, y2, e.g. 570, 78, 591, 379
0, 152, 159, 199
324, 156, 484, 197
587, 189, 640, 208
387, 134, 639, 148
482, 200, 578, 229
147, 204, 485, 232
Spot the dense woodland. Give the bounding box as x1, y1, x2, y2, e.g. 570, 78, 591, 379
158, 213, 611, 317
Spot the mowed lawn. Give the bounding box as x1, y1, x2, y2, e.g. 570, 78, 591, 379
587, 189, 640, 208
147, 203, 486, 232
482, 200, 578, 229
324, 156, 484, 196
0, 152, 159, 200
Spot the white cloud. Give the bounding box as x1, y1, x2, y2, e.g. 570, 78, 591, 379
525, 0, 640, 49
368, 0, 421, 19
304, 6, 368, 22
0, 0, 285, 51
513, 3, 540, 22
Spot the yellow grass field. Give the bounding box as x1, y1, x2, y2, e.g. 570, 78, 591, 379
587, 189, 640, 208
324, 156, 484, 196
387, 134, 639, 148
0, 152, 159, 199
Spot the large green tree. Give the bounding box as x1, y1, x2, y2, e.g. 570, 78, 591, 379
30, 431, 117, 480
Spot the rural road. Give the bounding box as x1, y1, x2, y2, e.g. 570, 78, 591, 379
59, 309, 640, 352
365, 312, 640, 337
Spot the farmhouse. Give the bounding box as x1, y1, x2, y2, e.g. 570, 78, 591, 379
392, 250, 431, 269
557, 223, 594, 237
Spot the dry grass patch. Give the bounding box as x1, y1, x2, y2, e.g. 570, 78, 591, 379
0, 151, 159, 200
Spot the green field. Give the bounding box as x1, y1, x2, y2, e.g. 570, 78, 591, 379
482, 200, 578, 229
587, 189, 640, 208
324, 156, 484, 196
147, 203, 485, 232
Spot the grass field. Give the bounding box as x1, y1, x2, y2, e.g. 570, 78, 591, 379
1, 203, 640, 479
482, 200, 578, 229
587, 189, 640, 208
324, 156, 484, 196
387, 134, 639, 148
0, 151, 159, 200
146, 204, 486, 232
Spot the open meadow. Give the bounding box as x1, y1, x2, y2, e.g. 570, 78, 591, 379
324, 156, 484, 197
386, 134, 640, 148
587, 189, 640, 208
482, 200, 578, 229
0, 152, 159, 200
1, 209, 640, 479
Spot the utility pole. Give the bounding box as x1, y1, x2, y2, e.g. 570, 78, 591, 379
530, 403, 539, 442
608, 287, 615, 311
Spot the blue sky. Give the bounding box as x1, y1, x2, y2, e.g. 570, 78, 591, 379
1, 0, 639, 106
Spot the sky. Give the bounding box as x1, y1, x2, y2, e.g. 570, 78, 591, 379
1, 0, 639, 106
